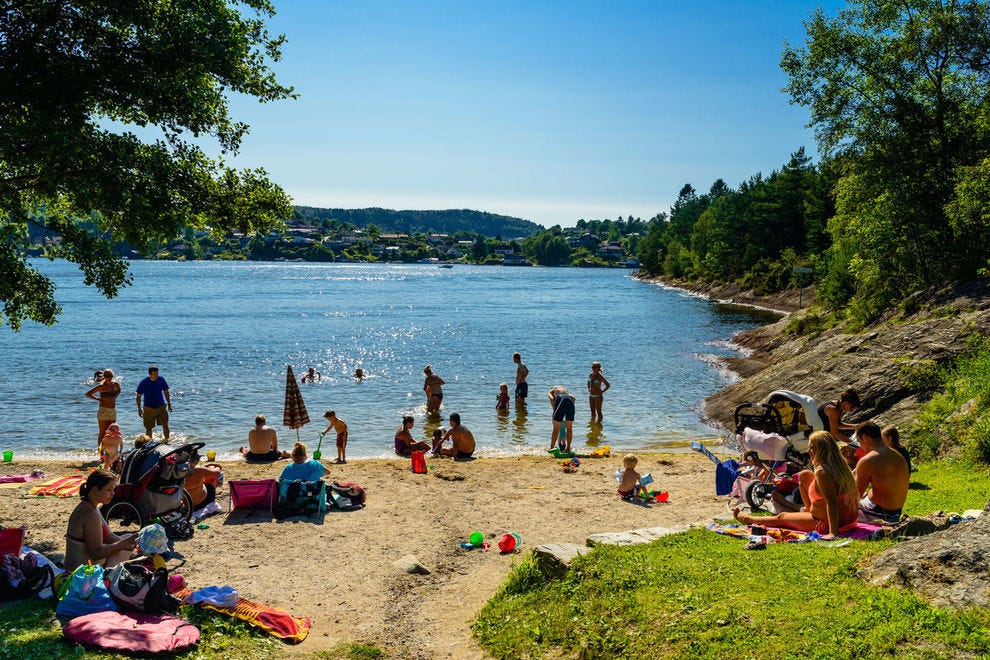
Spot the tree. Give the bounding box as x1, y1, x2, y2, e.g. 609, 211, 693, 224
471, 236, 488, 262
0, 1, 295, 329
781, 0, 990, 316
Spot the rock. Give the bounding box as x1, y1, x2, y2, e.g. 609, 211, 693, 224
859, 513, 990, 608
393, 555, 430, 575
533, 543, 589, 577
586, 526, 687, 547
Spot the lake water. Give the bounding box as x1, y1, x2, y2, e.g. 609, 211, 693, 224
0, 261, 775, 460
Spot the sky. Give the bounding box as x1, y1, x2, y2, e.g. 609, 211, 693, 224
222, 0, 844, 228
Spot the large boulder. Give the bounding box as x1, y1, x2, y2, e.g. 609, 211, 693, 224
858, 511, 990, 608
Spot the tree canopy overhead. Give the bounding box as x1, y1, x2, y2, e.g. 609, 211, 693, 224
0, 0, 295, 329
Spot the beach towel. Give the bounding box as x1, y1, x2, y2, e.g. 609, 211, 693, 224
174, 587, 311, 643
28, 475, 85, 497
63, 611, 200, 654
707, 521, 883, 543
0, 472, 46, 485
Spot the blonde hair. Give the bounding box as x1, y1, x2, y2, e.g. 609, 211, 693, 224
134, 434, 152, 448
592, 362, 602, 371
292, 442, 307, 460
622, 453, 637, 469
103, 368, 114, 379
809, 431, 856, 499
499, 382, 508, 392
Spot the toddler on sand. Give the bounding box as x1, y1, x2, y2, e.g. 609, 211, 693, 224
617, 454, 648, 500
99, 423, 124, 470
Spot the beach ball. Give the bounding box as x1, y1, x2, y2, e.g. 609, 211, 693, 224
469, 531, 484, 546
498, 533, 517, 553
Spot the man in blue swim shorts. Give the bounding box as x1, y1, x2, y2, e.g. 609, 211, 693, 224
548, 385, 575, 452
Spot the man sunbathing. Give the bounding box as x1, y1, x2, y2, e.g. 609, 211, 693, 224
854, 422, 909, 523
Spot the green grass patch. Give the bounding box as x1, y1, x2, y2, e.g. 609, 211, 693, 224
0, 599, 283, 659
474, 461, 990, 659
317, 643, 388, 659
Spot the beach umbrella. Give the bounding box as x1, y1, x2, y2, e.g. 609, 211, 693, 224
283, 365, 310, 443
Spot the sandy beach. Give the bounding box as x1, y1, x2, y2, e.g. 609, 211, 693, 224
0, 451, 729, 658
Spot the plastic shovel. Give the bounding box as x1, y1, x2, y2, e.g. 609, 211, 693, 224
313, 432, 325, 460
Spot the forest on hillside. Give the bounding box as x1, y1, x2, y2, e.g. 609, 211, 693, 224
293, 207, 542, 239
636, 0, 990, 326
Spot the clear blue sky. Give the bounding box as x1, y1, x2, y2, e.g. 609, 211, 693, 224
224, 0, 843, 227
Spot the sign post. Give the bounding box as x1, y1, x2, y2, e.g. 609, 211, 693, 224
792, 267, 813, 308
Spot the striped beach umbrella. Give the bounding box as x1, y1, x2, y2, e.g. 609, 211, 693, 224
283, 365, 310, 442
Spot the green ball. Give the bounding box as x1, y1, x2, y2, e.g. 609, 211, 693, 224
469, 531, 484, 546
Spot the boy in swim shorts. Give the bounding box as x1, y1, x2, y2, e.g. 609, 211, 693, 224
322, 409, 349, 464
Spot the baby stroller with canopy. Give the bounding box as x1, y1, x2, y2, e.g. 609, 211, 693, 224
103, 441, 205, 532
733, 390, 823, 509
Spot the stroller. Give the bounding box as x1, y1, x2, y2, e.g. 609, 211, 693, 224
732, 390, 823, 509
103, 441, 205, 532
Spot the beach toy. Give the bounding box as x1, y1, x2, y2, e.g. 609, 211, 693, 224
653, 491, 670, 503
206, 450, 216, 461
313, 432, 325, 460
469, 531, 484, 546
498, 532, 522, 553
460, 542, 475, 549
590, 445, 611, 458
2, 451, 11, 463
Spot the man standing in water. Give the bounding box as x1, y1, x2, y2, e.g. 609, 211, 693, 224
513, 352, 529, 404
136, 365, 172, 439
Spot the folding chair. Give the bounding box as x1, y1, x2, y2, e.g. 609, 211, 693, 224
227, 479, 276, 516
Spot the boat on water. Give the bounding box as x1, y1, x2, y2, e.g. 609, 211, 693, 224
438, 264, 453, 269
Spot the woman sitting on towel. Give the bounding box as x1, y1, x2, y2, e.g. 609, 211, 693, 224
64, 470, 138, 573
734, 431, 858, 538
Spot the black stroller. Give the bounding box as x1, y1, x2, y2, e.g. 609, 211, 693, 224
103, 441, 205, 532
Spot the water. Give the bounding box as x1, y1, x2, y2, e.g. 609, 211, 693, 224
0, 261, 775, 460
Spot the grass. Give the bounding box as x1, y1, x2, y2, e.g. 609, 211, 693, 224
474, 460, 990, 659
0, 600, 283, 659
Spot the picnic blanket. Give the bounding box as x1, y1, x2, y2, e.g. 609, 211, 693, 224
28, 475, 85, 497
708, 521, 884, 543
174, 587, 310, 643
0, 472, 46, 484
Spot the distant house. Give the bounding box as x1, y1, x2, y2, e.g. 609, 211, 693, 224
426, 234, 449, 245
566, 232, 601, 249
502, 254, 530, 266
595, 242, 625, 260
379, 233, 408, 241
493, 248, 514, 256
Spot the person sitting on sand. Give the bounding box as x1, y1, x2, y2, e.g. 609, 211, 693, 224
855, 422, 909, 524
817, 388, 861, 445
99, 423, 124, 471
243, 414, 290, 462
301, 367, 321, 383
64, 470, 138, 573
279, 442, 325, 489
734, 431, 858, 537
133, 433, 153, 449
617, 454, 648, 500
184, 452, 222, 509
432, 413, 475, 459
394, 416, 430, 456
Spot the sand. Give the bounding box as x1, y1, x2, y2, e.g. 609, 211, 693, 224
0, 452, 730, 658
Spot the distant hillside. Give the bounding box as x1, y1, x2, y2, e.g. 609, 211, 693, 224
293, 206, 543, 239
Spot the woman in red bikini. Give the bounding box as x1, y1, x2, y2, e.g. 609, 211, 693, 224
734, 431, 858, 537
64, 470, 137, 573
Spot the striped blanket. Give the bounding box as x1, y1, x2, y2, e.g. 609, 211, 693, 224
28, 475, 86, 497
174, 587, 311, 643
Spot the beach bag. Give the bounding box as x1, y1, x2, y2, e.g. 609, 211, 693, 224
410, 450, 427, 474
106, 557, 181, 615
63, 611, 200, 654
56, 563, 117, 618
328, 482, 365, 511
0, 551, 55, 601
715, 459, 740, 496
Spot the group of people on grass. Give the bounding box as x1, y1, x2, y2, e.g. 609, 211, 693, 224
733, 389, 911, 538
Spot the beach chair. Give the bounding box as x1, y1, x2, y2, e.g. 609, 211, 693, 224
227, 479, 276, 517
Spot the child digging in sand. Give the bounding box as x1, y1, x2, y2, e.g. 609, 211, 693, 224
617, 454, 648, 500
321, 409, 349, 464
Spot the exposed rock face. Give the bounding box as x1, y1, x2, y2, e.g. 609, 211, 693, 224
699, 276, 990, 434
859, 512, 990, 608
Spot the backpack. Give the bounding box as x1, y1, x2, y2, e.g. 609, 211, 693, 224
328, 482, 365, 511
275, 480, 326, 519
105, 558, 181, 615
0, 552, 55, 601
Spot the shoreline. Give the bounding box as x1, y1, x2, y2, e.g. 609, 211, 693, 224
2, 452, 731, 657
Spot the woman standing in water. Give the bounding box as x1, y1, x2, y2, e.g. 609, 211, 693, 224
587, 362, 611, 422
423, 365, 445, 414
85, 368, 120, 450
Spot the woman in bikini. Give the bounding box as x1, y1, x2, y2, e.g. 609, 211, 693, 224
587, 362, 611, 422
734, 431, 858, 537
423, 365, 445, 414
64, 470, 138, 573
85, 368, 121, 450
393, 416, 430, 456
